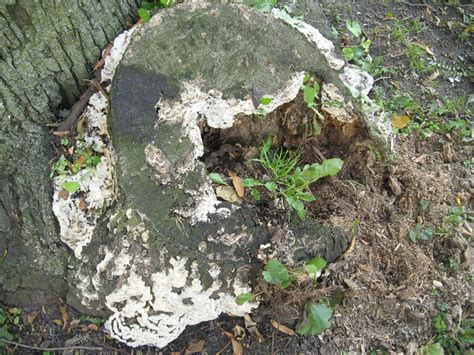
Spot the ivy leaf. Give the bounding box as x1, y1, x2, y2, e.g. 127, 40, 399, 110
208, 173, 229, 186
297, 302, 333, 335
342, 47, 355, 61
243, 178, 264, 187
138, 8, 151, 22
61, 181, 80, 193
235, 293, 254, 305
262, 260, 290, 287
346, 19, 362, 38
259, 97, 273, 105
304, 257, 327, 276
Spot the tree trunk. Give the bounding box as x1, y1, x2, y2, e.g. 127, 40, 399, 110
0, 0, 139, 306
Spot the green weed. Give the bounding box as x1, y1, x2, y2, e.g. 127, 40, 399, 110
138, 0, 175, 22
245, 137, 343, 220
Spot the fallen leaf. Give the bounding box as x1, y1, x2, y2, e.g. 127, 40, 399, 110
78, 199, 87, 211
52, 319, 62, 326
233, 325, 246, 339
87, 323, 99, 331
391, 114, 410, 129
59, 306, 69, 328
52, 130, 70, 137
25, 310, 40, 325
1, 248, 8, 259
425, 68, 440, 82
231, 338, 244, 355
185, 339, 205, 354
244, 315, 264, 342
413, 42, 435, 57
270, 320, 295, 336
58, 190, 69, 200
216, 186, 240, 203
228, 171, 244, 197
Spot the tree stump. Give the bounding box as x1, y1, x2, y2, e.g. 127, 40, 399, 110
51, 3, 391, 348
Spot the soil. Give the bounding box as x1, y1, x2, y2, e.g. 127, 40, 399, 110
2, 1, 472, 354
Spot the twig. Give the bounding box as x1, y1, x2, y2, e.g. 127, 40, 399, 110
1, 339, 103, 352
374, 76, 391, 83
55, 84, 97, 133
399, 1, 430, 7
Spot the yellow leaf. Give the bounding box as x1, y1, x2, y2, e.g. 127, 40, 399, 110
391, 114, 411, 129
59, 306, 68, 328
216, 186, 240, 203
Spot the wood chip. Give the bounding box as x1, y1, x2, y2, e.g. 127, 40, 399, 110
270, 320, 295, 336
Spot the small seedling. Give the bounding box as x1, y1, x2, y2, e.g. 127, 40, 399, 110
409, 223, 433, 242
235, 256, 327, 304
297, 301, 333, 335
256, 97, 273, 116
244, 137, 343, 220
138, 0, 175, 22
246, 0, 278, 12
208, 173, 229, 186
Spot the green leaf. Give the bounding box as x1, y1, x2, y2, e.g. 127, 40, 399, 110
248, 0, 277, 12
61, 181, 80, 193
0, 325, 13, 347
286, 195, 306, 220
260, 136, 273, 159
250, 188, 261, 201
420, 227, 433, 241
208, 173, 229, 186
342, 47, 354, 61
259, 97, 273, 105
235, 293, 254, 305
305, 257, 326, 272
296, 192, 316, 202
433, 313, 447, 334
297, 302, 333, 335
264, 181, 278, 192
160, 0, 175, 7
262, 260, 290, 287
138, 8, 151, 22
417, 342, 444, 355
303, 84, 319, 106
243, 178, 263, 187
319, 158, 344, 177
346, 19, 362, 38
361, 38, 372, 51
140, 1, 158, 10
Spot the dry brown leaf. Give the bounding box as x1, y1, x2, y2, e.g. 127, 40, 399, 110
413, 42, 434, 56
58, 190, 69, 200
244, 315, 264, 342
391, 114, 410, 129
231, 338, 244, 355
52, 319, 62, 326
78, 199, 87, 211
233, 325, 246, 339
87, 323, 99, 331
185, 339, 205, 354
93, 43, 113, 72
25, 310, 40, 325
52, 130, 70, 137
59, 306, 68, 328
216, 186, 240, 203
425, 68, 440, 82
270, 320, 295, 336
228, 171, 244, 198
1, 248, 8, 259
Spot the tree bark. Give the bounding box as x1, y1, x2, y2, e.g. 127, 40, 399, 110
0, 0, 139, 306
